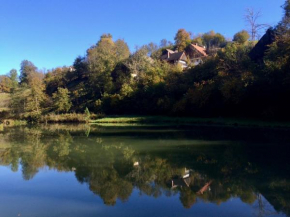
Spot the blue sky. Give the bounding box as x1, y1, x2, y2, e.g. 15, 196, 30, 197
0, 0, 286, 75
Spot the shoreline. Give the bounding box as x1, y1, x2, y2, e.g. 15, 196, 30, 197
90, 116, 290, 129
2, 116, 290, 129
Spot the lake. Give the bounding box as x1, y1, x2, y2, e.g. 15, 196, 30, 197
0, 124, 290, 217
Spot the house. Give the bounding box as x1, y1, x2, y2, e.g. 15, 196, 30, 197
169, 168, 192, 189
161, 49, 188, 69
186, 44, 208, 66
160, 44, 208, 68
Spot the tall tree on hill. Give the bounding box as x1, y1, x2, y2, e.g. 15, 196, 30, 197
115, 39, 130, 62
86, 34, 129, 101
20, 60, 38, 84
244, 8, 269, 41
174, 29, 191, 51
26, 71, 46, 116
87, 34, 117, 73
9, 69, 18, 92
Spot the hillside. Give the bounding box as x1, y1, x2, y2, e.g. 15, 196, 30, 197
0, 93, 10, 112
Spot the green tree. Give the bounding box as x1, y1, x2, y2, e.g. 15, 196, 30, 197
115, 39, 130, 62
20, 60, 38, 84
10, 86, 30, 117
86, 34, 119, 100
25, 71, 47, 117
87, 34, 117, 73
277, 0, 290, 35
9, 69, 18, 91
233, 30, 250, 44
202, 31, 226, 49
52, 87, 72, 113
192, 36, 204, 46
174, 29, 191, 51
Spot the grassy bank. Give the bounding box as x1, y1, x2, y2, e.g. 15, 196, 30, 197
3, 114, 290, 128
39, 113, 87, 123
90, 116, 290, 128
0, 120, 27, 131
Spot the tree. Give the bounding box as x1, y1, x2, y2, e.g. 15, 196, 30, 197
147, 42, 158, 57
115, 39, 130, 62
0, 76, 12, 93
25, 71, 46, 116
202, 31, 226, 49
192, 36, 204, 46
233, 30, 250, 44
9, 69, 18, 92
277, 0, 290, 35
87, 34, 117, 73
160, 39, 173, 48
174, 29, 191, 51
86, 34, 131, 101
52, 87, 72, 113
125, 46, 152, 80
244, 8, 269, 41
20, 60, 38, 84
86, 34, 117, 99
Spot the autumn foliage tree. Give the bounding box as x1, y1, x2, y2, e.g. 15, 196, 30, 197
174, 29, 191, 51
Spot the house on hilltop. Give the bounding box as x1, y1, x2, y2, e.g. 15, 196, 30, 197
161, 49, 188, 69
186, 44, 208, 66
160, 44, 208, 69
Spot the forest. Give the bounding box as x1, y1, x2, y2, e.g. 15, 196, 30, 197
0, 1, 290, 122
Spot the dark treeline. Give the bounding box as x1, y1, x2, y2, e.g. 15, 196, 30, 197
1, 1, 290, 121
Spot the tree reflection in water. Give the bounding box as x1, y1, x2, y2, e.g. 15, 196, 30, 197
0, 124, 290, 215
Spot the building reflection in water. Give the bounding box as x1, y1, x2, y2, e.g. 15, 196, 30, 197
0, 125, 290, 215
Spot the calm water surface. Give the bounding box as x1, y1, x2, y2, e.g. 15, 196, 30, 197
0, 124, 290, 217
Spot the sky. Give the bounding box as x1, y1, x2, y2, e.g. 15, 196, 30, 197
0, 0, 286, 75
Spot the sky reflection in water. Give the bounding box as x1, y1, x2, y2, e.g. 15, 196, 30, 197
0, 124, 289, 217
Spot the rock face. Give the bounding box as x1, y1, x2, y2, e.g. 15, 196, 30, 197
249, 28, 277, 63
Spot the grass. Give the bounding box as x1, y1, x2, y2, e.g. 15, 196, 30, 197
90, 116, 290, 128
39, 113, 87, 123
0, 93, 10, 112
0, 119, 27, 127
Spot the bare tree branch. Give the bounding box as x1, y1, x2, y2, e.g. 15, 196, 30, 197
244, 8, 270, 41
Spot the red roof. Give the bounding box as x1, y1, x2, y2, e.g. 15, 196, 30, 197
190, 44, 208, 57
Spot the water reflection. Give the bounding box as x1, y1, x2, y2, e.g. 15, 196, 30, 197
1, 124, 290, 216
